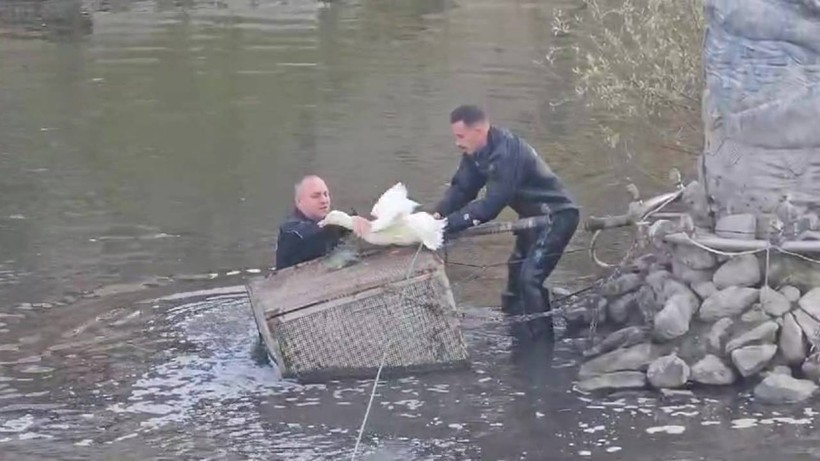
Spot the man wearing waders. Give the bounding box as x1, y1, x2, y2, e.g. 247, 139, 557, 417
434, 105, 580, 339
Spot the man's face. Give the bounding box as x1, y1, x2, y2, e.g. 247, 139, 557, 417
296, 177, 331, 220
451, 120, 488, 155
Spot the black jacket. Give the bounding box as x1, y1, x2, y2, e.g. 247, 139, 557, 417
275, 209, 349, 270
435, 125, 578, 234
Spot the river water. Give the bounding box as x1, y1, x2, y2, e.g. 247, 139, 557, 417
1, 1, 818, 460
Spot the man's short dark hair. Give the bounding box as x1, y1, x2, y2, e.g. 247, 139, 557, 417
450, 104, 487, 126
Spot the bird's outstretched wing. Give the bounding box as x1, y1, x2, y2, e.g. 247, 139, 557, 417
369, 182, 420, 232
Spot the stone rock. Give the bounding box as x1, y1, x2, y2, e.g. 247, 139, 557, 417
647, 355, 690, 389
760, 287, 791, 317
715, 214, 757, 240
653, 292, 699, 341
578, 343, 663, 379
772, 365, 792, 376
632, 254, 659, 274
764, 365, 792, 377
682, 181, 712, 227
670, 321, 711, 365
798, 287, 820, 316
699, 287, 759, 322
673, 243, 717, 270
731, 345, 777, 378
768, 254, 820, 294
636, 285, 660, 322
583, 326, 647, 358
608, 292, 639, 324
563, 296, 608, 328
692, 281, 717, 300
793, 309, 820, 346
707, 317, 734, 353
780, 285, 801, 303
740, 304, 772, 323
691, 354, 737, 385
672, 258, 713, 285
575, 371, 647, 393
802, 353, 820, 382
713, 254, 761, 289
724, 321, 779, 353
646, 270, 672, 299
602, 273, 643, 297
753, 374, 818, 404
780, 313, 807, 365
795, 288, 820, 344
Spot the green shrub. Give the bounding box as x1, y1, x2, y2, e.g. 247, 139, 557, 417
553, 0, 705, 157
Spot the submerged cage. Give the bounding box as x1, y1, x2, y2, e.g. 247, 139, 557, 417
246, 246, 470, 383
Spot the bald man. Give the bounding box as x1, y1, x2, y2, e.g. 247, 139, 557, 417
275, 175, 368, 269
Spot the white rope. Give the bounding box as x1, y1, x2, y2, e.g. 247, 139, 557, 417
351, 242, 425, 461
680, 233, 769, 257
776, 247, 820, 265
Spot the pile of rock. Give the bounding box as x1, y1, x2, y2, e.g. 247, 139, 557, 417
572, 190, 820, 404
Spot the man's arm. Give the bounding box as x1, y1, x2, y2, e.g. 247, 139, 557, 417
444, 146, 521, 234
435, 155, 486, 217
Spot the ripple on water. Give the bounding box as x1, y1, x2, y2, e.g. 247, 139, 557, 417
106, 290, 289, 432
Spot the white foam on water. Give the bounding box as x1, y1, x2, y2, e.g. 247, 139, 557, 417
579, 450, 592, 456
645, 425, 685, 435
75, 439, 93, 446
0, 414, 34, 433
18, 432, 52, 440
731, 418, 758, 429
393, 399, 423, 411
701, 421, 721, 426
105, 296, 292, 431
147, 285, 247, 303
771, 417, 812, 425
583, 425, 605, 434
606, 446, 622, 453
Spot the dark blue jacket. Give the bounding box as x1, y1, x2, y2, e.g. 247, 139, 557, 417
275, 209, 349, 270
435, 126, 578, 234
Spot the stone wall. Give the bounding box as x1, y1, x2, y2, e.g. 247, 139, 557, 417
572, 181, 820, 404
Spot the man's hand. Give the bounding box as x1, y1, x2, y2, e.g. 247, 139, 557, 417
432, 212, 442, 219
351, 216, 372, 237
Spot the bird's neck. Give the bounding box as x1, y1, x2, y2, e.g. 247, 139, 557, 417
330, 211, 355, 229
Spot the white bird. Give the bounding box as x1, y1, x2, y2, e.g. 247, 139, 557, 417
318, 182, 447, 251
369, 182, 420, 232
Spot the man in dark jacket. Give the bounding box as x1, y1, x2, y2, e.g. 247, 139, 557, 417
434, 105, 580, 338
275, 175, 369, 270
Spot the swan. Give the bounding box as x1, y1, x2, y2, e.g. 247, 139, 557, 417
318, 182, 447, 250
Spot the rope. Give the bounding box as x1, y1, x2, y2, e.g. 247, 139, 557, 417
351, 242, 424, 461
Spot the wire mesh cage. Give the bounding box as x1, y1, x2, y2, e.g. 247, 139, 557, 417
246, 246, 471, 383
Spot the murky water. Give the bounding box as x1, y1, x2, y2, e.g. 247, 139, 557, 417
2, 1, 815, 460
